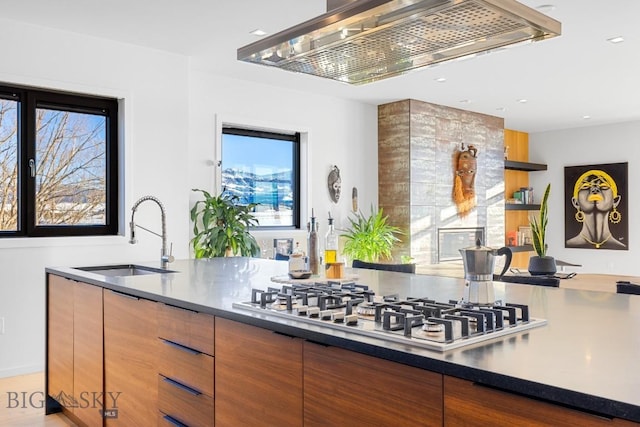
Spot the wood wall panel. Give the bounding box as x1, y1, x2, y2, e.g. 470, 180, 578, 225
504, 129, 532, 268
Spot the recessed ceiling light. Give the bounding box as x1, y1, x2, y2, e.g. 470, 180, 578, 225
536, 4, 556, 13
518, 99, 528, 103
434, 77, 447, 83
250, 29, 268, 36
459, 99, 471, 104
583, 115, 591, 120
607, 36, 624, 44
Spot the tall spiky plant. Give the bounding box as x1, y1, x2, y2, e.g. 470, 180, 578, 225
530, 183, 551, 257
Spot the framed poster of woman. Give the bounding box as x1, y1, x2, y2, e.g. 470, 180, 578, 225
564, 162, 628, 250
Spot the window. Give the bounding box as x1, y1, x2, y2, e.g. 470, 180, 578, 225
0, 84, 118, 237
221, 127, 300, 228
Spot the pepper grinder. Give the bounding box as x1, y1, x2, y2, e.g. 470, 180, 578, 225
307, 209, 319, 275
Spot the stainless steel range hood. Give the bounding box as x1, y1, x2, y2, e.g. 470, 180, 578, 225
237, 0, 561, 85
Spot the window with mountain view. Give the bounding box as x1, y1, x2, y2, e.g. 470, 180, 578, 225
0, 84, 118, 237
221, 127, 300, 228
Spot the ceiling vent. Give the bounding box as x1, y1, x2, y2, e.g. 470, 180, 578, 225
237, 0, 561, 85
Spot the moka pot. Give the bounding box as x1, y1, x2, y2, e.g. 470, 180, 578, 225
459, 239, 512, 304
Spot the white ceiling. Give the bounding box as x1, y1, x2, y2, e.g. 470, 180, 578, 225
2, 0, 639, 133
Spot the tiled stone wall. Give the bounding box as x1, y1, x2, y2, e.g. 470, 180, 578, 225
378, 99, 505, 266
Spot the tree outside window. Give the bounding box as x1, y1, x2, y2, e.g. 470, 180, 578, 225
0, 85, 118, 237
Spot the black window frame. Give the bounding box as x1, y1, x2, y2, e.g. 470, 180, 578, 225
0, 83, 118, 237
221, 127, 301, 230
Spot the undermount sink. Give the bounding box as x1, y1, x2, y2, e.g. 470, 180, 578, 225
75, 264, 176, 277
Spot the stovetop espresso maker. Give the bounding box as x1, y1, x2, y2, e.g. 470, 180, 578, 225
459, 239, 512, 304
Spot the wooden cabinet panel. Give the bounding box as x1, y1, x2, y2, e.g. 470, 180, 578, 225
158, 303, 215, 356
215, 318, 303, 427
47, 275, 74, 411
158, 339, 214, 397
158, 375, 214, 427
304, 341, 443, 427
104, 290, 158, 426
444, 376, 637, 426
73, 282, 104, 427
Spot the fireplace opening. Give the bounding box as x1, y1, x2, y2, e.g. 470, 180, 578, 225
438, 227, 485, 263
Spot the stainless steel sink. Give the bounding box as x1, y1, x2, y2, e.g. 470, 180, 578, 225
75, 264, 176, 277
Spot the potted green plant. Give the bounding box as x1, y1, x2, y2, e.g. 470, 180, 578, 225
341, 205, 403, 263
190, 189, 260, 258
528, 183, 556, 275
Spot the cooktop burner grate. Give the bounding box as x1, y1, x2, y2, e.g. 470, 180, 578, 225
233, 281, 547, 352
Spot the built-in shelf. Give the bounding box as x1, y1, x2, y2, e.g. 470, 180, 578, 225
507, 245, 534, 253
504, 160, 547, 172
505, 203, 541, 211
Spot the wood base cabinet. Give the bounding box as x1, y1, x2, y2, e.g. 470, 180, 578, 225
304, 341, 443, 427
47, 275, 103, 427
215, 318, 303, 427
157, 303, 215, 427
104, 290, 158, 426
47, 275, 74, 414
444, 376, 637, 426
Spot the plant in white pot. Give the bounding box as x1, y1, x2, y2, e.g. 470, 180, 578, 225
528, 183, 556, 275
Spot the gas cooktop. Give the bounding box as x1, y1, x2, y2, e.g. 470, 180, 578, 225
232, 281, 547, 352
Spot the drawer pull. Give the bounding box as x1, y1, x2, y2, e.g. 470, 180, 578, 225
162, 413, 188, 427
162, 376, 202, 396
160, 338, 201, 355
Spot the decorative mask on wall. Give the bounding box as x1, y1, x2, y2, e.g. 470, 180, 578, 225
328, 165, 342, 204
452, 144, 478, 218
352, 187, 358, 212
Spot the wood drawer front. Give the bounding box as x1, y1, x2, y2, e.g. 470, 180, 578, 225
158, 375, 214, 427
158, 338, 214, 397
158, 303, 214, 356
444, 376, 636, 426
304, 341, 443, 427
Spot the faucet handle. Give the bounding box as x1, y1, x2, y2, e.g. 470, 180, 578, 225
163, 242, 175, 264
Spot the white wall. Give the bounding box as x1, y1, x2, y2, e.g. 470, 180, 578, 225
0, 18, 191, 377
529, 120, 640, 275
0, 19, 378, 376
187, 65, 378, 255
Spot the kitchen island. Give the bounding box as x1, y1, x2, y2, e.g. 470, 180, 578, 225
45, 258, 640, 426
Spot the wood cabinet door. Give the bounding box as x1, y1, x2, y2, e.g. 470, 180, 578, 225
73, 281, 104, 427
104, 290, 158, 426
304, 341, 443, 427
47, 274, 74, 411
215, 318, 303, 427
444, 376, 637, 426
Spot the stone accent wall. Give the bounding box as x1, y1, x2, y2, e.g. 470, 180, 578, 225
378, 99, 505, 266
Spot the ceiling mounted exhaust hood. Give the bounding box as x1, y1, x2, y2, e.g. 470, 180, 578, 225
237, 0, 561, 85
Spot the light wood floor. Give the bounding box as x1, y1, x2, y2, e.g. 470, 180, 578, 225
0, 372, 76, 426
